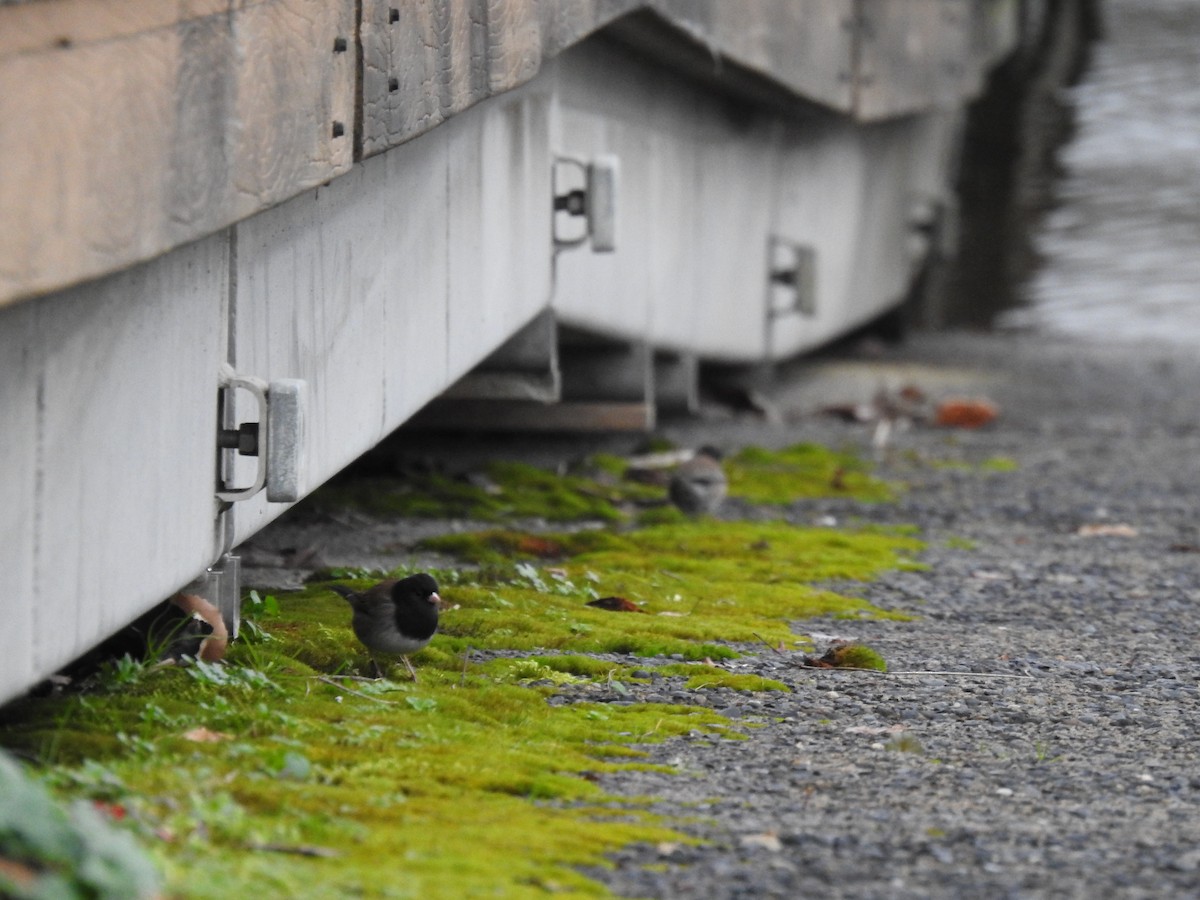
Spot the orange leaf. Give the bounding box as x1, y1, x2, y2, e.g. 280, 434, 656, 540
934, 397, 999, 429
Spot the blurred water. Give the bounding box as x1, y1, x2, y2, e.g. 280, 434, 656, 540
999, 0, 1200, 342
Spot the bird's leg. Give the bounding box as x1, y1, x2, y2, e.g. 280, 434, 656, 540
401, 655, 419, 683
368, 656, 384, 679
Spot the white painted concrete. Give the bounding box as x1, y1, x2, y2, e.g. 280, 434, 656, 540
0, 34, 974, 704
0, 234, 229, 689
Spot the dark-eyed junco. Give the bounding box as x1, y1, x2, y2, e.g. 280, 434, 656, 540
669, 446, 728, 515
331, 573, 441, 680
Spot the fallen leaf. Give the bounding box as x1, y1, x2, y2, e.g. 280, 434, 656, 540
1077, 523, 1138, 537
934, 397, 999, 429
587, 596, 646, 613
92, 801, 127, 820
182, 727, 232, 743
514, 536, 566, 557
0, 859, 37, 888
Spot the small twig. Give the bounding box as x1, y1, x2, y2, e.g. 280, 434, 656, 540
247, 842, 341, 858
313, 675, 399, 704
460, 645, 473, 687
751, 633, 786, 655
797, 666, 1032, 680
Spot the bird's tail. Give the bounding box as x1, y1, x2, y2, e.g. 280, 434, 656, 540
329, 584, 359, 602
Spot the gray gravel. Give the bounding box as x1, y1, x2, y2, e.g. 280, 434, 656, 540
579, 332, 1200, 899
246, 330, 1200, 898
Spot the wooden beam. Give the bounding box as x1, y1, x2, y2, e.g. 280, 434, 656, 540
0, 0, 356, 307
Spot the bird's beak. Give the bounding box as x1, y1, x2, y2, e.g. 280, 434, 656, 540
429, 592, 444, 607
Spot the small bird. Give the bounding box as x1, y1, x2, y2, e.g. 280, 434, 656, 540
330, 573, 442, 681
668, 446, 728, 515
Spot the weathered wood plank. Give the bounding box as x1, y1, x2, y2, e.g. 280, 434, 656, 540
0, 0, 355, 306
2, 0, 1015, 307
362, 0, 859, 156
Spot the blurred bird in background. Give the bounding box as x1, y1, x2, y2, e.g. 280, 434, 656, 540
668, 446, 728, 515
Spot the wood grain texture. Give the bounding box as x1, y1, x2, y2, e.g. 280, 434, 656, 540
361, 0, 858, 156
2, 0, 1014, 306
0, 0, 355, 307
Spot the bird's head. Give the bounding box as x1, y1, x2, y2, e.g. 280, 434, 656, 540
394, 572, 443, 608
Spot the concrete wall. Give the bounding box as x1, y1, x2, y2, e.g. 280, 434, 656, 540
0, 3, 1023, 703
0, 78, 553, 700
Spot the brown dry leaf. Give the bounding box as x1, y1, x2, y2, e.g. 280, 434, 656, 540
183, 727, 233, 743
1077, 523, 1138, 537
514, 536, 566, 558
0, 859, 37, 888
934, 397, 999, 429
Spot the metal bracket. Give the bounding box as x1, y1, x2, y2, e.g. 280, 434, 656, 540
767, 237, 817, 318
908, 194, 959, 260
216, 365, 308, 503
553, 155, 619, 252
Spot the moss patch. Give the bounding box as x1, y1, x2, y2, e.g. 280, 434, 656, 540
305, 460, 662, 523
304, 442, 897, 523
419, 520, 918, 659
1, 634, 727, 898
726, 444, 894, 504
1, 440, 922, 897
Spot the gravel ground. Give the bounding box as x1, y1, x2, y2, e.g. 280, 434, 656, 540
584, 332, 1200, 899
245, 330, 1200, 898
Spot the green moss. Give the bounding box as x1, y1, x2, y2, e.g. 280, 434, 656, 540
303, 442, 900, 523
726, 444, 894, 504
2, 643, 725, 898
902, 452, 1018, 474
944, 536, 977, 551
418, 520, 916, 660
655, 665, 789, 693
809, 642, 888, 672
978, 456, 1018, 472
305, 460, 663, 523
1, 440, 925, 896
